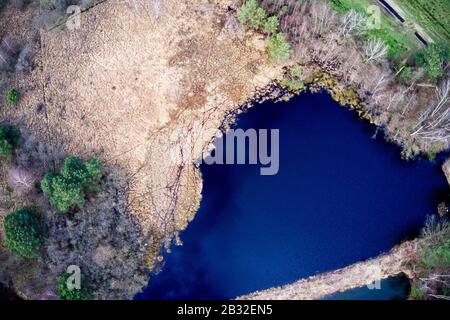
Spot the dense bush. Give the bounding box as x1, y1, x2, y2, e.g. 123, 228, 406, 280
398, 67, 413, 85
41, 156, 103, 212
238, 0, 265, 29
410, 282, 426, 300
280, 65, 304, 91
262, 15, 279, 35
421, 239, 450, 268
57, 272, 92, 300
3, 208, 46, 258
413, 216, 450, 299
6, 88, 19, 104
416, 44, 449, 80
0, 126, 20, 159
267, 33, 292, 63
239, 0, 279, 34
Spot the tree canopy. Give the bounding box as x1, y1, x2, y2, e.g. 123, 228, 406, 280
416, 44, 449, 80
3, 208, 46, 258
0, 126, 20, 159
41, 156, 103, 213
267, 33, 292, 63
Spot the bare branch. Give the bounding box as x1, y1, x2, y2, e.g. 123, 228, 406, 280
364, 38, 388, 63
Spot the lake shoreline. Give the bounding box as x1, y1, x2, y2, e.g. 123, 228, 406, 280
139, 88, 448, 300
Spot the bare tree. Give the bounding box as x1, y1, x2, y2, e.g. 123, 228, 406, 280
369, 67, 391, 101
385, 91, 403, 111
420, 214, 449, 246
0, 37, 18, 72
310, 2, 336, 36
364, 38, 388, 63
7, 166, 36, 195
417, 274, 450, 300
340, 9, 367, 37
411, 79, 450, 144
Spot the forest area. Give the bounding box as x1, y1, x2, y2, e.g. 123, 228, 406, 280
0, 0, 448, 300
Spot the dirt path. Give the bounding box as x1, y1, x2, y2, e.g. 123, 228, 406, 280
376, 0, 434, 43
238, 239, 419, 300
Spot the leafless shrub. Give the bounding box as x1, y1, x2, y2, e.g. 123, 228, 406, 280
310, 2, 336, 36
367, 66, 392, 103
340, 9, 367, 37
416, 274, 450, 300
364, 38, 388, 63
225, 15, 245, 40
15, 46, 34, 73
7, 166, 37, 195
14, 131, 65, 172
420, 215, 449, 245
0, 36, 19, 74
411, 79, 450, 146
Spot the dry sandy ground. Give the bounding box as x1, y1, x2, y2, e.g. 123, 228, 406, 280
5, 0, 281, 240
0, 0, 283, 298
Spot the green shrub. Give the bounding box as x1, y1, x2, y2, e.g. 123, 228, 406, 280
410, 282, 426, 300
6, 89, 19, 104
267, 33, 292, 63
398, 67, 413, 85
421, 240, 450, 269
238, 0, 267, 31
41, 156, 103, 213
57, 272, 92, 300
280, 79, 304, 91
280, 65, 304, 91
262, 16, 279, 34
0, 126, 20, 159
3, 208, 46, 258
427, 152, 436, 162
238, 0, 280, 34
416, 44, 449, 81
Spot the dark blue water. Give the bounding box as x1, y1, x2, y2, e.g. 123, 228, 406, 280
137, 92, 448, 300
323, 275, 410, 300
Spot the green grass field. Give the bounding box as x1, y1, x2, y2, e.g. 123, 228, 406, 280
328, 0, 419, 60
394, 0, 450, 46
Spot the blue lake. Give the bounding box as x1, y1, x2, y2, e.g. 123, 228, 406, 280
323, 275, 410, 300
137, 92, 448, 300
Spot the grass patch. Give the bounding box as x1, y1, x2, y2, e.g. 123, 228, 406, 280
410, 282, 426, 300
328, 0, 420, 60
395, 0, 450, 46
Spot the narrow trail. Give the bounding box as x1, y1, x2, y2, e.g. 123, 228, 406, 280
237, 239, 419, 300
376, 0, 433, 44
